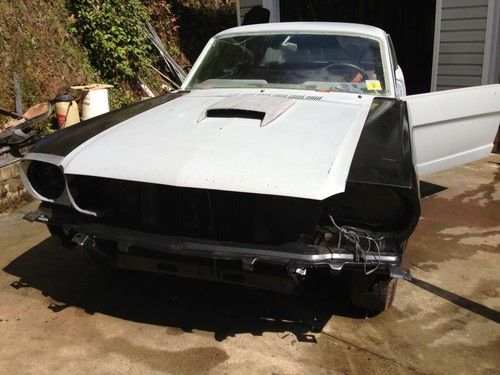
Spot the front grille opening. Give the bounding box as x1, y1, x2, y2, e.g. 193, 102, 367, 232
67, 175, 322, 245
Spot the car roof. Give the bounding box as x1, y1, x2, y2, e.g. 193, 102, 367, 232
216, 22, 388, 40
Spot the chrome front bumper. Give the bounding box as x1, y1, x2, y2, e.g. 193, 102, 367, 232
25, 206, 411, 293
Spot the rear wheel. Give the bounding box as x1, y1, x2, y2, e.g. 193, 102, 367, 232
350, 272, 397, 312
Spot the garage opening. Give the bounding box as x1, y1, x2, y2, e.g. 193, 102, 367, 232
279, 0, 436, 94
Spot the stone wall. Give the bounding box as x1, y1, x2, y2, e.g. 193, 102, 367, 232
0, 162, 32, 213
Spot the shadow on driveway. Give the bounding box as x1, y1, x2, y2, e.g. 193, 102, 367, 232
410, 277, 500, 324
4, 238, 373, 342
419, 180, 447, 198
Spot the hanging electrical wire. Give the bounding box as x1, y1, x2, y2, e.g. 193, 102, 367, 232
328, 215, 383, 275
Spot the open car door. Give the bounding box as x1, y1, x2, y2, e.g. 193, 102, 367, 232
405, 84, 500, 176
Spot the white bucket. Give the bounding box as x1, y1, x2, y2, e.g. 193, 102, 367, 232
71, 84, 113, 121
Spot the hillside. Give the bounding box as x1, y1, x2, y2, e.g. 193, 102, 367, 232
0, 0, 99, 115
0, 0, 236, 120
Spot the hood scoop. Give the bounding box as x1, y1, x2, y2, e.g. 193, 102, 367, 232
198, 94, 295, 127
206, 108, 266, 121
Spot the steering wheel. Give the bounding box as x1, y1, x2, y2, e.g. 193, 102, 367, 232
321, 62, 369, 81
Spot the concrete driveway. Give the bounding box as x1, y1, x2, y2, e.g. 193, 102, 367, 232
0, 155, 498, 374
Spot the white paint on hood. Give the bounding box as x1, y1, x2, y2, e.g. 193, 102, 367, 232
62, 91, 373, 200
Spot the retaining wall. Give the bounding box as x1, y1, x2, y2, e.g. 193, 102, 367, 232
0, 162, 32, 213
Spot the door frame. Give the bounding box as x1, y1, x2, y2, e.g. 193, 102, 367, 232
430, 0, 442, 92
263, 0, 281, 23
483, 0, 499, 84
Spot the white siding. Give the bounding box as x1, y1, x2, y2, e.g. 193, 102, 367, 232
434, 0, 489, 90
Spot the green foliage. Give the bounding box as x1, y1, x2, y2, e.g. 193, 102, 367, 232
146, 0, 236, 66
69, 0, 152, 82
108, 87, 135, 109
168, 0, 236, 64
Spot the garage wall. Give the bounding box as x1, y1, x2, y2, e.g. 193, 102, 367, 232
432, 0, 492, 90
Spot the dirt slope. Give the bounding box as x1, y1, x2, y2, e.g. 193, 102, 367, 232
0, 0, 99, 117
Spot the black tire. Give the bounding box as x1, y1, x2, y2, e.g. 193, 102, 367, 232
350, 272, 397, 312
47, 224, 75, 249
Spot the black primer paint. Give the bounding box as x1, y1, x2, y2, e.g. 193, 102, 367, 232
347, 98, 416, 189
347, 97, 421, 237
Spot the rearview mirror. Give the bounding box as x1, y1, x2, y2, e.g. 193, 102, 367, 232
280, 36, 298, 52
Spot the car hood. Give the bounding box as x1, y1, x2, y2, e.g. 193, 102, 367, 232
61, 91, 373, 200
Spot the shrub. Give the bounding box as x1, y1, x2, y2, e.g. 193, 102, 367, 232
69, 0, 152, 82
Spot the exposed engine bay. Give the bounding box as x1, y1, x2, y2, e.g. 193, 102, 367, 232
25, 171, 418, 287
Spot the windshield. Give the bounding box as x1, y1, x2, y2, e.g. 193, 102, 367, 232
186, 33, 387, 95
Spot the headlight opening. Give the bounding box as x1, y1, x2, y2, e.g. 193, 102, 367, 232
27, 161, 65, 199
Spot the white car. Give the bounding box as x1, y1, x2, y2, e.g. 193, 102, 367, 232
21, 23, 500, 311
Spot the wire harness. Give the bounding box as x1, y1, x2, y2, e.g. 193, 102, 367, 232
328, 215, 383, 275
